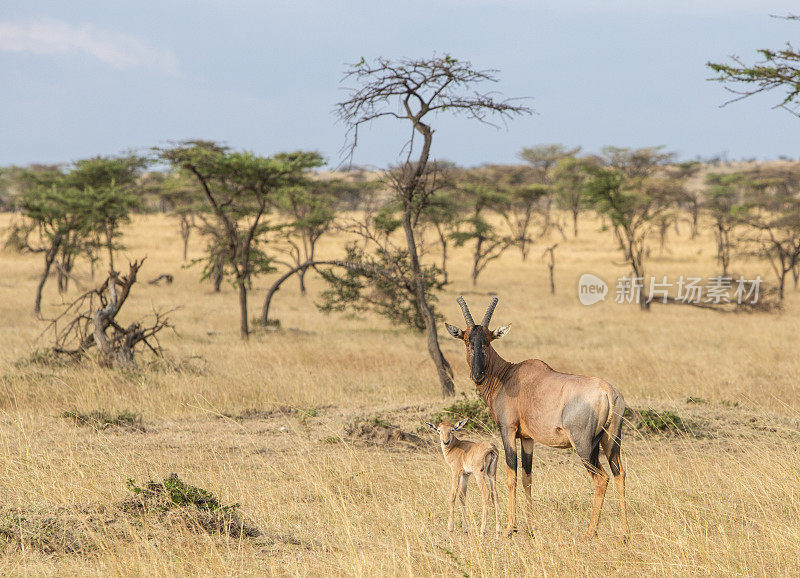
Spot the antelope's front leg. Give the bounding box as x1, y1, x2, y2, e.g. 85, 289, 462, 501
447, 471, 460, 532
501, 428, 518, 537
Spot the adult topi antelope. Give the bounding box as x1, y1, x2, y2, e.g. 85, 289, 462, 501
444, 296, 628, 539
425, 418, 501, 535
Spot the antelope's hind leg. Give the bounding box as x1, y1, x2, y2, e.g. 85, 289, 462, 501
486, 456, 501, 534
475, 473, 489, 534
567, 428, 608, 539
581, 442, 608, 539
602, 423, 628, 540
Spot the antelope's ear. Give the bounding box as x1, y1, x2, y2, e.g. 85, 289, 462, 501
454, 418, 468, 431
444, 323, 464, 339
425, 421, 438, 432
492, 324, 511, 340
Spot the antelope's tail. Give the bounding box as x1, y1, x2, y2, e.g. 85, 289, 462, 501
482, 447, 499, 478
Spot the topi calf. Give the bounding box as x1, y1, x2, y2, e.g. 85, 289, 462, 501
426, 418, 501, 534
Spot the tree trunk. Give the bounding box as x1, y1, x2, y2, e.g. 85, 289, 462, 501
261, 259, 347, 326
401, 210, 454, 397
572, 210, 579, 238
544, 245, 556, 295
212, 264, 223, 292
629, 238, 649, 311
403, 117, 454, 397
237, 279, 249, 340
106, 227, 115, 272
180, 217, 191, 261
472, 237, 482, 287
298, 268, 307, 295
436, 226, 449, 284
690, 204, 699, 239
34, 239, 60, 314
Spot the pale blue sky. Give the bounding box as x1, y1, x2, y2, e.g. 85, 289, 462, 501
0, 1, 798, 168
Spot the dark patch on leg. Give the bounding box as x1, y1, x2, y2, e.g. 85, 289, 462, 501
520, 438, 534, 476
608, 451, 621, 477
582, 440, 602, 476
501, 431, 517, 472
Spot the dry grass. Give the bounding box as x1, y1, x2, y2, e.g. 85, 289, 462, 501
1, 211, 800, 575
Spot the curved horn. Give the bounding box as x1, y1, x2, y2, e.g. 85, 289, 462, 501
481, 297, 499, 327
456, 296, 475, 326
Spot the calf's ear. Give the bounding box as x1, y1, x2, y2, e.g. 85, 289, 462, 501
444, 323, 464, 339
425, 421, 438, 432
454, 418, 468, 430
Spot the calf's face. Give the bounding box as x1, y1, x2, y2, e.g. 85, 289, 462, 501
425, 418, 468, 445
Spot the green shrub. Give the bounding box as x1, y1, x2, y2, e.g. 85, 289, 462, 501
625, 408, 690, 434
123, 474, 259, 538
126, 474, 235, 513
432, 393, 497, 433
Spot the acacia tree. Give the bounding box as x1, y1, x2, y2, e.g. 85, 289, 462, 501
419, 190, 463, 284
336, 55, 531, 397
583, 147, 677, 310
465, 164, 544, 259
451, 184, 515, 286
551, 156, 598, 237
704, 173, 748, 276
67, 155, 146, 272
17, 157, 143, 313
668, 161, 703, 238
161, 141, 323, 339
270, 177, 341, 297
158, 171, 204, 261
19, 183, 92, 314
739, 169, 800, 300
708, 15, 800, 116
518, 144, 581, 236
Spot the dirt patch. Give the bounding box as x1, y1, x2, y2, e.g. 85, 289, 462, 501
60, 409, 146, 432
344, 416, 433, 451
221, 406, 324, 422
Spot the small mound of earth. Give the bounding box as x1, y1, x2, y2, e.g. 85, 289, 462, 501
0, 507, 96, 554
120, 474, 260, 539
345, 418, 432, 451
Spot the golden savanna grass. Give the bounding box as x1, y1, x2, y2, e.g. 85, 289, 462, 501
1, 208, 800, 576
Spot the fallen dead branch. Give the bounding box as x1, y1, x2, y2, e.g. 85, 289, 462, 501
40, 258, 174, 368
